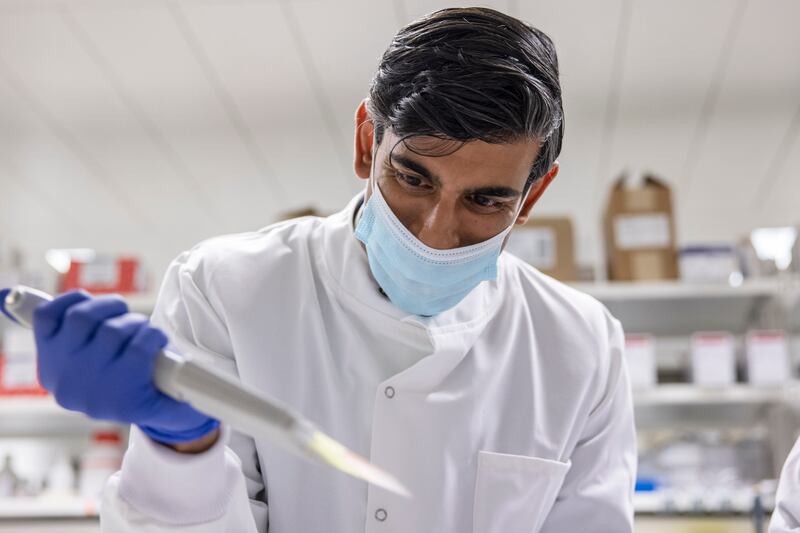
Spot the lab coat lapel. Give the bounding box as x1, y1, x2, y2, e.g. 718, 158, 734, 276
318, 193, 505, 388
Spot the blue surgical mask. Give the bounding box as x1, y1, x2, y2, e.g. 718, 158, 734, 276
355, 182, 523, 317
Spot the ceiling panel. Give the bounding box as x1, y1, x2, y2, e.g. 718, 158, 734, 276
288, 0, 403, 207
720, 0, 800, 101
756, 116, 800, 228
0, 71, 140, 244
0, 10, 179, 236
0, 160, 79, 248
517, 0, 623, 113
607, 0, 741, 189
680, 105, 797, 243
618, 0, 741, 111
61, 7, 230, 240
177, 0, 358, 213
680, 0, 800, 242
71, 3, 295, 230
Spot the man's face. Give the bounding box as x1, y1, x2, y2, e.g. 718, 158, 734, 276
369, 132, 538, 250
354, 101, 559, 250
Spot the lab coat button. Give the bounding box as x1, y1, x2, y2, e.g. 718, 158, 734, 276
384, 386, 395, 398
375, 508, 388, 522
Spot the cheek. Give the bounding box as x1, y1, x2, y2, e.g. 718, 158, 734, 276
377, 177, 428, 230
461, 213, 516, 244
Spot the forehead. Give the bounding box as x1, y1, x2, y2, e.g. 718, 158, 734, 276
380, 132, 540, 187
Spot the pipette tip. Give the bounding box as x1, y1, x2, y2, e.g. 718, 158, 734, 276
305, 430, 412, 499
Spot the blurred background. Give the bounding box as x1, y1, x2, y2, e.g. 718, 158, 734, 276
0, 0, 798, 532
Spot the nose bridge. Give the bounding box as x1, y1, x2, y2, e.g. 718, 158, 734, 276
416, 196, 460, 250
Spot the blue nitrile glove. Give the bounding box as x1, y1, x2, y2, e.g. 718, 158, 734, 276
0, 288, 17, 324
0, 289, 219, 445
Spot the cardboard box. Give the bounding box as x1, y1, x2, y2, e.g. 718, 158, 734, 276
604, 175, 678, 281
506, 217, 577, 281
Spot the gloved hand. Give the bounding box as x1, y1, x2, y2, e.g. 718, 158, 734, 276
0, 288, 17, 324
0, 288, 219, 445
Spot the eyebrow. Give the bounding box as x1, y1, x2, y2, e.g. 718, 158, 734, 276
389, 154, 440, 184
389, 153, 522, 199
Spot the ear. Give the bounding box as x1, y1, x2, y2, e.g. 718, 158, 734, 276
354, 100, 375, 180
515, 162, 559, 225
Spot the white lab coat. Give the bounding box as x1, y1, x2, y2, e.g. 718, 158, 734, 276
100, 194, 637, 533
771, 437, 800, 531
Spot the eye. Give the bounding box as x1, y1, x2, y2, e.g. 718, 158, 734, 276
469, 194, 504, 210
395, 172, 431, 190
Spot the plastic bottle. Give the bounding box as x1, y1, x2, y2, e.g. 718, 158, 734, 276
0, 454, 20, 498
45, 454, 76, 496
79, 431, 124, 501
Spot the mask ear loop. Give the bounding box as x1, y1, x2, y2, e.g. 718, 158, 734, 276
369, 138, 378, 199
363, 119, 382, 203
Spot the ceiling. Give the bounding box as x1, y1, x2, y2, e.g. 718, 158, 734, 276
0, 0, 798, 280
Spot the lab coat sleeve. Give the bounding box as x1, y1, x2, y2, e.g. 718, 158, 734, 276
540, 315, 637, 533
99, 250, 268, 532
770, 436, 800, 532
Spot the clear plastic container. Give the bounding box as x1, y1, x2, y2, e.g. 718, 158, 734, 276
78, 431, 123, 501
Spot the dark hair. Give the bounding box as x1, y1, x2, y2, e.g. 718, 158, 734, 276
367, 7, 564, 189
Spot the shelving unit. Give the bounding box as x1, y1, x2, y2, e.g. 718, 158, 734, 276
0, 290, 144, 525
2, 279, 798, 524
576, 277, 800, 520
571, 278, 785, 302
571, 277, 800, 336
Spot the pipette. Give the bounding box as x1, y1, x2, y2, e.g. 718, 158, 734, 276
2, 285, 410, 498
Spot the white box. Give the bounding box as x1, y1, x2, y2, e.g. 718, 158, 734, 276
679, 245, 740, 283
691, 332, 736, 386
506, 227, 557, 269
625, 334, 658, 388
1, 326, 39, 389
746, 330, 792, 385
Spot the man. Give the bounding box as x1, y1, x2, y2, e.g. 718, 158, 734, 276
771, 438, 800, 531
1, 7, 636, 532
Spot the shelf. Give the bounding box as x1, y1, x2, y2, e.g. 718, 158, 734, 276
0, 396, 123, 435
570, 279, 784, 302
569, 278, 800, 336
634, 489, 772, 515
0, 496, 97, 519
633, 384, 792, 407
632, 384, 800, 430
